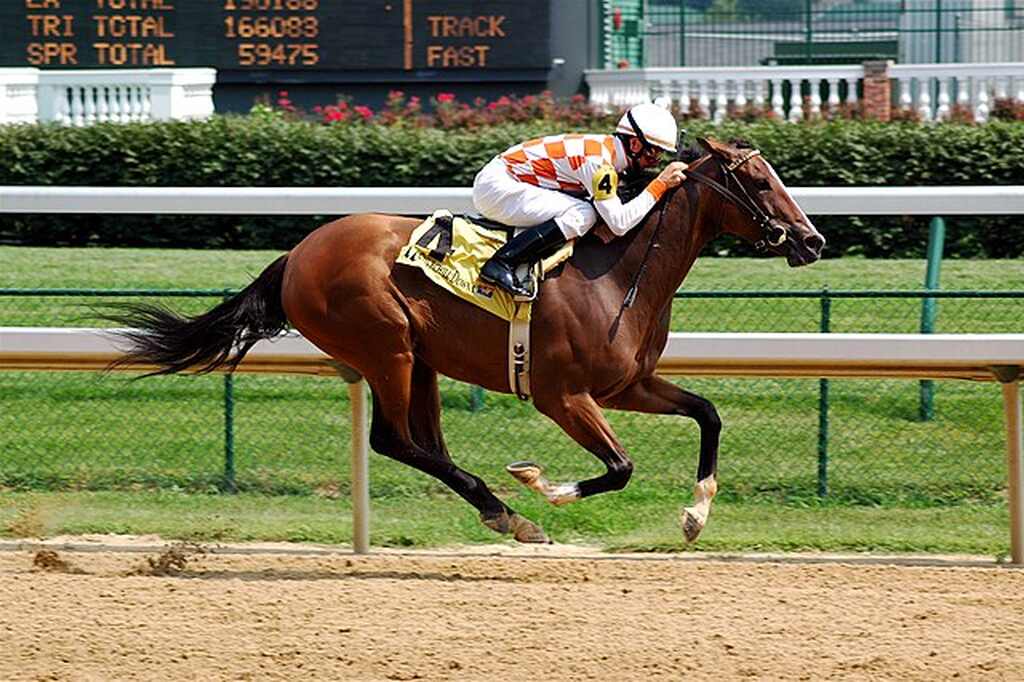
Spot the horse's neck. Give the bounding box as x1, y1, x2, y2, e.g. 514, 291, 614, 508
618, 183, 717, 322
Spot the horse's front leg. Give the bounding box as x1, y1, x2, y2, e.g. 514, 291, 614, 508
508, 392, 633, 506
602, 374, 721, 544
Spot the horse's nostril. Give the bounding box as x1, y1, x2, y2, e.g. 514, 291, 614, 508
805, 234, 825, 253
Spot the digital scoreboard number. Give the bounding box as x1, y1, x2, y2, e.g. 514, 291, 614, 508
2, 0, 550, 72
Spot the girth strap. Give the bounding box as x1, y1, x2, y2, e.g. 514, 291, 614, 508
508, 306, 531, 400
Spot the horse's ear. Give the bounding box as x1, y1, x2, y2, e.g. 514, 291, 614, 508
697, 137, 727, 158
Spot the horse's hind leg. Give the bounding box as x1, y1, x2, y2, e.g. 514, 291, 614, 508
508, 392, 633, 506
602, 375, 720, 544
367, 351, 549, 543
408, 357, 451, 462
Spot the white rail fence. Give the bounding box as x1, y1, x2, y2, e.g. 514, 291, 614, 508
586, 62, 1024, 123
1, 185, 1022, 560
0, 68, 215, 126
1, 328, 1021, 561
3, 185, 1024, 216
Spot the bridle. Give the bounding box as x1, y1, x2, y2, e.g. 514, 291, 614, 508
619, 145, 788, 312
683, 149, 788, 252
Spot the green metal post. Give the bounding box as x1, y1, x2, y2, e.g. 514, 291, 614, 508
933, 0, 944, 107
805, 0, 813, 65
818, 288, 831, 498
469, 385, 485, 412
680, 2, 686, 67
223, 372, 237, 493
919, 216, 946, 421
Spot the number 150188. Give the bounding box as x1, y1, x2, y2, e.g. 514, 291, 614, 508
224, 0, 319, 11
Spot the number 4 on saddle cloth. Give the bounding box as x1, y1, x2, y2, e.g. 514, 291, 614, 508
397, 210, 574, 323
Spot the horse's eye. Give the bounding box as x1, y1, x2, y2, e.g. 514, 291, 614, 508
755, 178, 772, 192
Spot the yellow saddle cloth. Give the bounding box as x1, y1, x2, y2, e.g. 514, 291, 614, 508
397, 210, 573, 322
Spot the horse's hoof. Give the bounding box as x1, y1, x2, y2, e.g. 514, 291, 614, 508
480, 511, 511, 535
509, 514, 551, 544
506, 461, 542, 487
681, 507, 705, 544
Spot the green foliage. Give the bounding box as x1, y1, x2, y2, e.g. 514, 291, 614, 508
1, 117, 1023, 256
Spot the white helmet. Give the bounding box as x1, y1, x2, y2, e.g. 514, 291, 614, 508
616, 102, 678, 153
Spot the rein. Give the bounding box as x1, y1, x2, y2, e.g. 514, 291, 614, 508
618, 148, 785, 313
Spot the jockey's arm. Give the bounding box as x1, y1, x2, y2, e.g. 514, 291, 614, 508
584, 162, 687, 236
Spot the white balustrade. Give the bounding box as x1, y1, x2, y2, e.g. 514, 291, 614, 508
0, 68, 40, 124
588, 65, 862, 123
889, 63, 1023, 122
586, 63, 1024, 124
31, 68, 215, 126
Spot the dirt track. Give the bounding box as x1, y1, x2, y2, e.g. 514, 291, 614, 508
1, 542, 1023, 681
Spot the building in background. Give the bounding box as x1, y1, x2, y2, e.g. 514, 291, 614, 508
610, 0, 1023, 68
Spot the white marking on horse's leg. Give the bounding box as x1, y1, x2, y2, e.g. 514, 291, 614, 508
681, 475, 718, 543
506, 462, 581, 506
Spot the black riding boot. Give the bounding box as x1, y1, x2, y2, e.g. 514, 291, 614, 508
479, 219, 567, 298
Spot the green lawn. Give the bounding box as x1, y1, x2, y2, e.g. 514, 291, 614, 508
1, 247, 1023, 553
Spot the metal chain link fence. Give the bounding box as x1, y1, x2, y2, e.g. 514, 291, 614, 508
1, 289, 1021, 513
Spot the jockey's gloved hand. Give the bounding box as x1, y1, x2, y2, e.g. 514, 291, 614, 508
658, 161, 688, 188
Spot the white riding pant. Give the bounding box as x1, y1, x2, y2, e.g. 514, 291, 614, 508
471, 157, 598, 240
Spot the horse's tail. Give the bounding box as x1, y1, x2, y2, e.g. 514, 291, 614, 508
103, 254, 289, 377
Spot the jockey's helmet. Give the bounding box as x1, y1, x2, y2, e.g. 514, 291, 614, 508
616, 102, 678, 153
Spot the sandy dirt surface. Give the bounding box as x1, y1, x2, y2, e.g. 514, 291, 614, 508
1, 540, 1023, 681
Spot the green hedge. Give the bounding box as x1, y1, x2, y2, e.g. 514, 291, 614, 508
1, 117, 1022, 257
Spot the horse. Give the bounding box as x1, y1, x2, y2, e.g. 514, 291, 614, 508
105, 136, 825, 545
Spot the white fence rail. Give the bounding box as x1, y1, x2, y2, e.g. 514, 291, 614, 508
1, 328, 1022, 561
2, 185, 1024, 216
586, 61, 1024, 123
0, 68, 215, 126
2, 185, 1023, 559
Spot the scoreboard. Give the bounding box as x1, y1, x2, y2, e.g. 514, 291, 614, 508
1, 0, 551, 72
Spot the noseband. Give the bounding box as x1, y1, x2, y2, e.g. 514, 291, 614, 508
682, 149, 787, 252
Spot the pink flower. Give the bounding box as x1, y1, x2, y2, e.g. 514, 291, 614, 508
436, 92, 456, 104
278, 90, 289, 98
324, 108, 345, 123
354, 105, 374, 120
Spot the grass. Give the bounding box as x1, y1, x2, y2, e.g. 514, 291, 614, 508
2, 246, 1023, 553
0, 491, 1010, 557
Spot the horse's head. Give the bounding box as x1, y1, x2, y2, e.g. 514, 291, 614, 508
693, 137, 825, 266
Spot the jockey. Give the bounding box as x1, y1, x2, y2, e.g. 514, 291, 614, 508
473, 101, 689, 297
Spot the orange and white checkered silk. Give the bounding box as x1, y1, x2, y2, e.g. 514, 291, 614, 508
499, 134, 628, 196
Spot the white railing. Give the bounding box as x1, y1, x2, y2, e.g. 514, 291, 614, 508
1, 68, 215, 126
3, 185, 1024, 216
1, 186, 1022, 559
890, 63, 1024, 123
2, 327, 1022, 561
586, 62, 1024, 123
588, 64, 863, 123
0, 68, 39, 124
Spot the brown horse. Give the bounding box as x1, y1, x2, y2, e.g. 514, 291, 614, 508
106, 137, 825, 545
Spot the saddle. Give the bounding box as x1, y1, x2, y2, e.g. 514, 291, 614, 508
397, 210, 575, 400
397, 210, 573, 320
